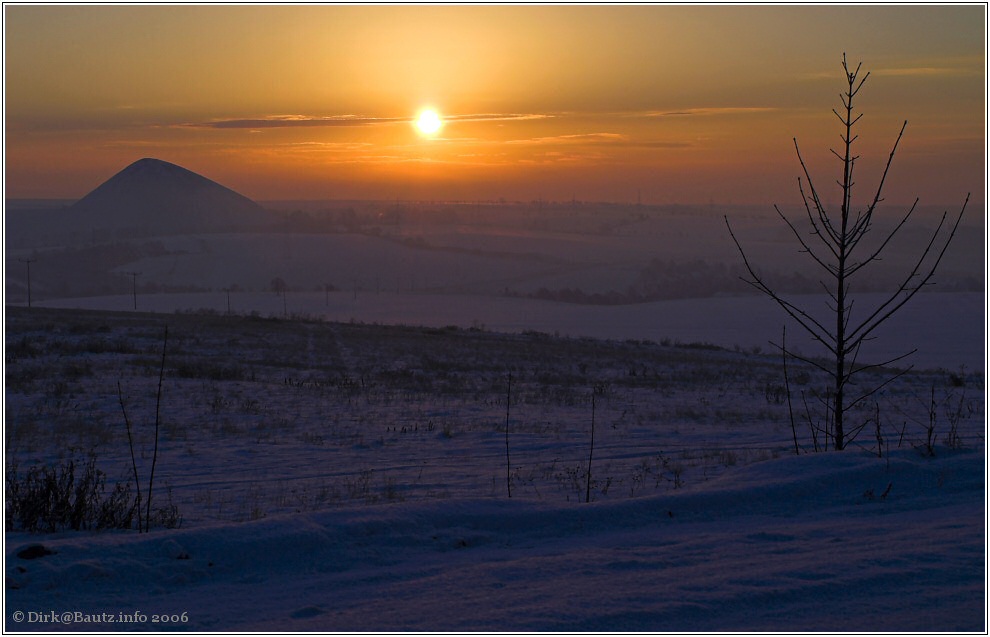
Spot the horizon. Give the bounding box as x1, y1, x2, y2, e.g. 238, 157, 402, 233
6, 188, 979, 214
4, 4, 986, 207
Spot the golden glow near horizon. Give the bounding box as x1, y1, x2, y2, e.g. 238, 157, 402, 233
415, 109, 443, 136
4, 5, 985, 205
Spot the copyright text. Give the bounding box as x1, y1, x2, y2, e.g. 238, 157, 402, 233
10, 610, 190, 626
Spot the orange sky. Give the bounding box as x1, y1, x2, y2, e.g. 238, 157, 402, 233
4, 5, 985, 206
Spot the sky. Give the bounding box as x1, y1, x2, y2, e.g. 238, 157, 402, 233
4, 4, 986, 206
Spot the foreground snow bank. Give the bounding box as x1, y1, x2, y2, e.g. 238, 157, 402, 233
6, 447, 984, 632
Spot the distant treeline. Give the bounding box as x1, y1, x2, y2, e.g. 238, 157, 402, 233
270, 204, 653, 237
523, 256, 981, 305
520, 259, 792, 305
524, 259, 831, 305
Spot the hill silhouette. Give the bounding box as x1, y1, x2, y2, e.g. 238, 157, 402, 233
69, 158, 273, 236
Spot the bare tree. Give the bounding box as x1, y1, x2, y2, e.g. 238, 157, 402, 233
725, 54, 968, 450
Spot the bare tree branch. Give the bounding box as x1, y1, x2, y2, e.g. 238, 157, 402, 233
773, 204, 835, 273
725, 216, 837, 354
845, 121, 909, 263
846, 198, 967, 349
794, 140, 839, 243
846, 363, 915, 411
846, 198, 919, 278
796, 184, 840, 264
767, 340, 834, 377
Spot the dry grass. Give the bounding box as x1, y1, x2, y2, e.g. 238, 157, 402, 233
6, 306, 983, 524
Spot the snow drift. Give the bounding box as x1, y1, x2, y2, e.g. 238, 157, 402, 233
5, 448, 984, 632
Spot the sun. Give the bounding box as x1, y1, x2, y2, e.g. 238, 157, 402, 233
415, 108, 443, 136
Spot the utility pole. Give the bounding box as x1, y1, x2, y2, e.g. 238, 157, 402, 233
223, 288, 231, 315
18, 258, 35, 308
123, 271, 141, 310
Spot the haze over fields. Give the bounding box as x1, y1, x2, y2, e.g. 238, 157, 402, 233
5, 155, 984, 371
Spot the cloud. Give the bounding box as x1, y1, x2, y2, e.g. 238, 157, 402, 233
269, 141, 377, 152
798, 58, 981, 81
873, 66, 970, 77
630, 140, 694, 149
447, 113, 553, 122
639, 107, 778, 117
507, 132, 628, 145
505, 133, 693, 150
182, 115, 407, 129
181, 108, 774, 133
182, 112, 553, 130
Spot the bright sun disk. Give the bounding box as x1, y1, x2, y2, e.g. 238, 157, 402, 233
415, 108, 443, 136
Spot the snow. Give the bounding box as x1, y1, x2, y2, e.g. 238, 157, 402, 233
6, 449, 985, 632
3, 306, 985, 632
34, 288, 984, 372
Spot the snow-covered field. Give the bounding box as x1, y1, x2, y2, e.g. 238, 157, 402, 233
4, 306, 985, 631
31, 288, 984, 373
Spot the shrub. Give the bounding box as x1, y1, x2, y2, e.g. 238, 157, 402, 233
6, 456, 135, 532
